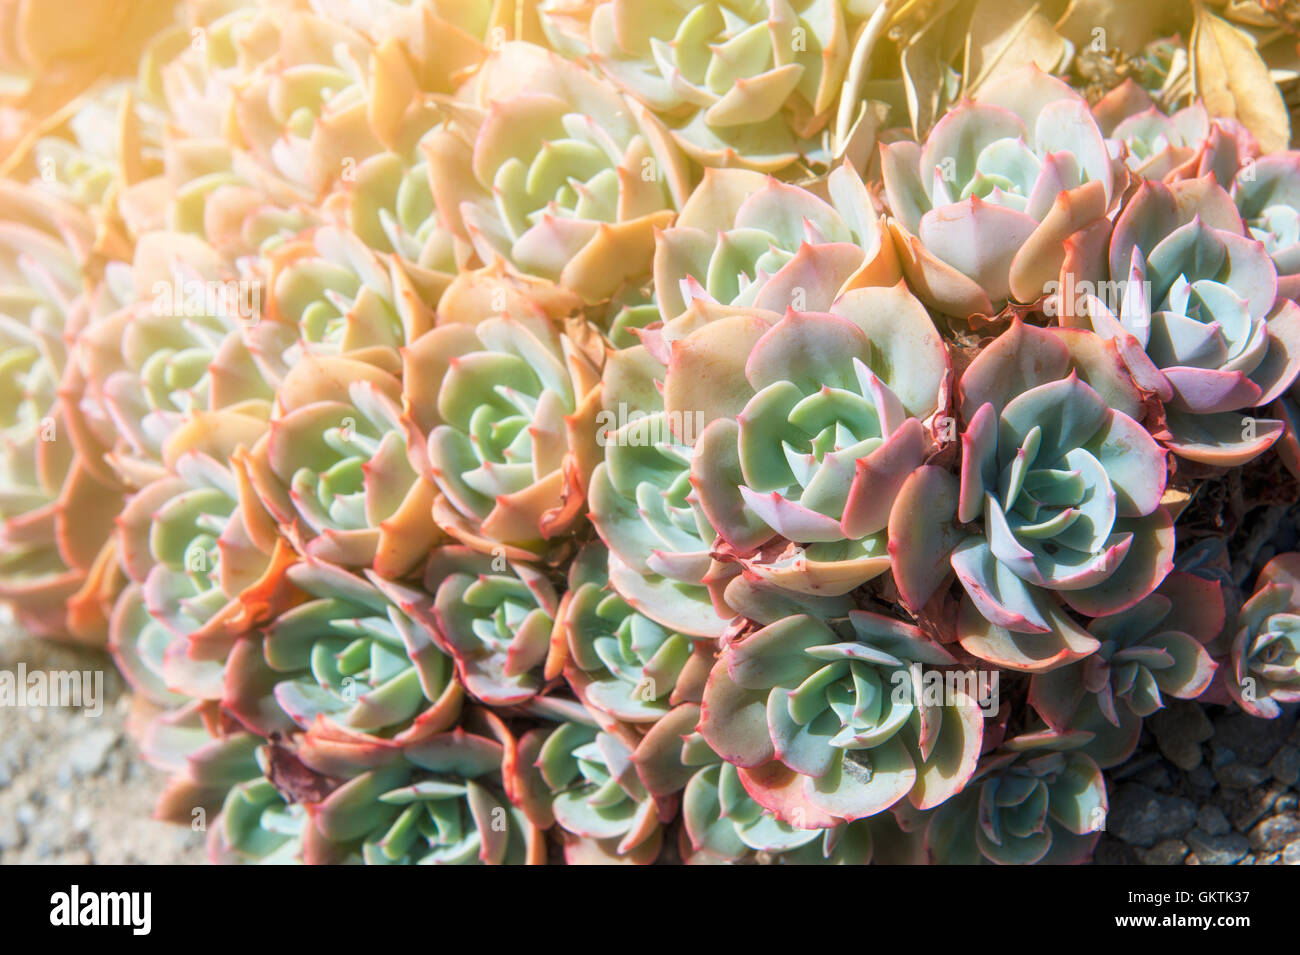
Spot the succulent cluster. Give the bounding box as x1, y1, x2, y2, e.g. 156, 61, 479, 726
4, 0, 1300, 865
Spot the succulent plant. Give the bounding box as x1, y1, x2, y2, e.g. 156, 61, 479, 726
635, 703, 874, 864
401, 311, 601, 556
330, 135, 467, 305
246, 354, 440, 577
1058, 177, 1300, 467
1210, 552, 1300, 719
231, 9, 444, 199
587, 337, 738, 638
263, 557, 462, 740
576, 0, 854, 173
136, 698, 267, 827
244, 224, 436, 386
424, 40, 692, 304
1233, 150, 1300, 302
670, 284, 947, 595
559, 543, 714, 723
224, 711, 546, 864
896, 320, 1175, 672
925, 731, 1107, 865
514, 712, 669, 864
698, 609, 984, 824
651, 162, 897, 324
110, 409, 296, 722
69, 231, 273, 486
425, 545, 560, 706
1091, 79, 1254, 187
1028, 572, 1220, 767
881, 66, 1122, 317
0, 183, 122, 640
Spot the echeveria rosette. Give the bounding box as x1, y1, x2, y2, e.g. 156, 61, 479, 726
698, 610, 984, 825
424, 545, 560, 707
115, 133, 317, 262
582, 0, 851, 173
514, 715, 670, 864
636, 703, 874, 865
1059, 177, 1300, 468
0, 183, 122, 640
587, 338, 740, 639
652, 162, 898, 325
560, 543, 714, 723
231, 9, 443, 199
880, 66, 1122, 318
899, 320, 1176, 673
263, 557, 463, 742
210, 776, 310, 864
924, 731, 1107, 865
132, 697, 267, 828
331, 138, 468, 306
673, 284, 948, 596
245, 224, 436, 386
246, 354, 441, 578
238, 710, 546, 865
70, 233, 275, 488
424, 40, 692, 305
1092, 78, 1255, 187
401, 313, 601, 558
1028, 572, 1221, 768
1234, 150, 1300, 303
110, 409, 299, 724
1208, 553, 1300, 719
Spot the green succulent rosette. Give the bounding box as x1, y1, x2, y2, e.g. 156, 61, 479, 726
577, 0, 855, 173
263, 556, 462, 740
669, 285, 948, 597
636, 703, 874, 865
1210, 552, 1300, 720
424, 545, 560, 706
424, 40, 692, 304
588, 338, 736, 639
1029, 572, 1221, 767
401, 312, 601, 557
110, 409, 295, 729
651, 161, 897, 324
513, 708, 669, 865
213, 711, 545, 865
698, 609, 983, 825
925, 731, 1107, 865
560, 543, 714, 723
245, 224, 437, 387
246, 354, 440, 578
0, 182, 122, 639
896, 320, 1176, 673
1059, 177, 1300, 468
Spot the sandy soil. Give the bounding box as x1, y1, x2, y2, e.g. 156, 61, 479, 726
0, 621, 206, 864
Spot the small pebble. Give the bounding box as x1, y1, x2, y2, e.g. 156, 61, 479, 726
1269, 745, 1300, 787
1198, 806, 1231, 836
1186, 830, 1251, 865
1248, 813, 1300, 853
1215, 761, 1271, 789
1140, 839, 1188, 865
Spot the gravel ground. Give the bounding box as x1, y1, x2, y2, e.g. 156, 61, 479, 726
1092, 702, 1300, 865
0, 621, 206, 864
